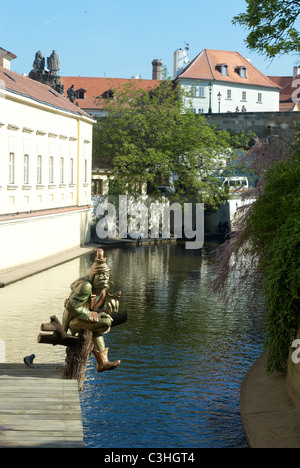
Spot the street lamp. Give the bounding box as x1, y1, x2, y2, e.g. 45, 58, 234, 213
208, 82, 212, 113
217, 92, 222, 113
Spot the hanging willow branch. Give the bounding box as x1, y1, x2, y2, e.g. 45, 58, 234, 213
210, 136, 291, 303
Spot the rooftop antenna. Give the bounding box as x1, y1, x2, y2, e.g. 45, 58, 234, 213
173, 42, 190, 79
183, 43, 190, 64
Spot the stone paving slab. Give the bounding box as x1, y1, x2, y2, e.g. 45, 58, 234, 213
240, 351, 300, 448
0, 244, 98, 286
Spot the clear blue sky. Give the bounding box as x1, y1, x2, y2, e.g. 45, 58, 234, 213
1, 0, 299, 79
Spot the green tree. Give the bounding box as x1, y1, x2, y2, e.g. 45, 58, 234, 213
93, 77, 250, 208
211, 135, 300, 373
244, 150, 300, 372
233, 0, 300, 58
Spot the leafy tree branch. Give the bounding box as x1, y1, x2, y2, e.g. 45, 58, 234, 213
233, 0, 300, 58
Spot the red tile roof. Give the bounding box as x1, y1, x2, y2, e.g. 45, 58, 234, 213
268, 75, 299, 111
178, 49, 281, 90
60, 76, 161, 110
0, 66, 92, 119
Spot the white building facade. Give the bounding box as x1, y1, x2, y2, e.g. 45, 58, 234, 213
180, 79, 280, 114
174, 49, 281, 113
0, 49, 95, 271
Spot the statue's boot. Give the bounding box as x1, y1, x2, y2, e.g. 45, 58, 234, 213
92, 348, 121, 372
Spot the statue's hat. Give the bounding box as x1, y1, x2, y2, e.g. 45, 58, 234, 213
90, 249, 110, 275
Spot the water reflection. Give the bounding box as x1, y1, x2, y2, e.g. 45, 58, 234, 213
0, 242, 265, 448
80, 242, 265, 448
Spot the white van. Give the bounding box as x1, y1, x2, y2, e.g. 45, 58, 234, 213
223, 177, 249, 192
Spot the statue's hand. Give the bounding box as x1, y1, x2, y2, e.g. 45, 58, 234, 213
98, 311, 113, 326
99, 311, 111, 319
105, 299, 120, 315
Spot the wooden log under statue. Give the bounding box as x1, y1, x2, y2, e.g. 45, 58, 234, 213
38, 315, 93, 391
62, 329, 94, 392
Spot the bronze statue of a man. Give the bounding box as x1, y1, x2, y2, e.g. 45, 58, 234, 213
62, 249, 121, 372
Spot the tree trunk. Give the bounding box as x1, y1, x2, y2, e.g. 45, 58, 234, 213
61, 329, 94, 391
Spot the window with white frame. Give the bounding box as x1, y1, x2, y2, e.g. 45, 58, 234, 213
227, 89, 232, 99
49, 156, 54, 183
236, 66, 247, 78
37, 155, 42, 184
24, 154, 29, 184
257, 92, 262, 102
69, 158, 74, 184
60, 157, 64, 184
194, 86, 205, 98
216, 63, 229, 76
9, 152, 15, 184
84, 159, 88, 183
240, 67, 247, 78
242, 91, 247, 101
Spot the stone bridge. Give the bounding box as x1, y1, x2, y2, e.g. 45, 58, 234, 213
203, 111, 300, 234
204, 111, 300, 143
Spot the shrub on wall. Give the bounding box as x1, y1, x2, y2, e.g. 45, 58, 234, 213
244, 153, 300, 372
212, 137, 300, 373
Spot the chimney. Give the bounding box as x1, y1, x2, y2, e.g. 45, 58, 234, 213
0, 47, 17, 70
293, 66, 300, 78
152, 59, 163, 80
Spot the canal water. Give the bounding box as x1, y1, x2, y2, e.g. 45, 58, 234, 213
0, 241, 265, 448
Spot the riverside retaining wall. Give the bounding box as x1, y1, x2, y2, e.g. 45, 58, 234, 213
205, 111, 300, 142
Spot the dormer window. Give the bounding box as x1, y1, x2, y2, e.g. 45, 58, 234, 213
235, 66, 247, 78
102, 89, 114, 99
216, 63, 229, 76
76, 88, 86, 99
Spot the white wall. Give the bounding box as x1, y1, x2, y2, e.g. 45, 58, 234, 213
0, 83, 94, 271
204, 197, 255, 234
0, 90, 93, 215
180, 79, 280, 113
0, 208, 91, 270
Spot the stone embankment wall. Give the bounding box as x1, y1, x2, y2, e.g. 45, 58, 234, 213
205, 111, 300, 143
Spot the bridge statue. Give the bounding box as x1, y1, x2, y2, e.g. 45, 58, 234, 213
29, 49, 64, 95
33, 50, 45, 71
67, 84, 77, 103
47, 50, 60, 76
38, 249, 127, 390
